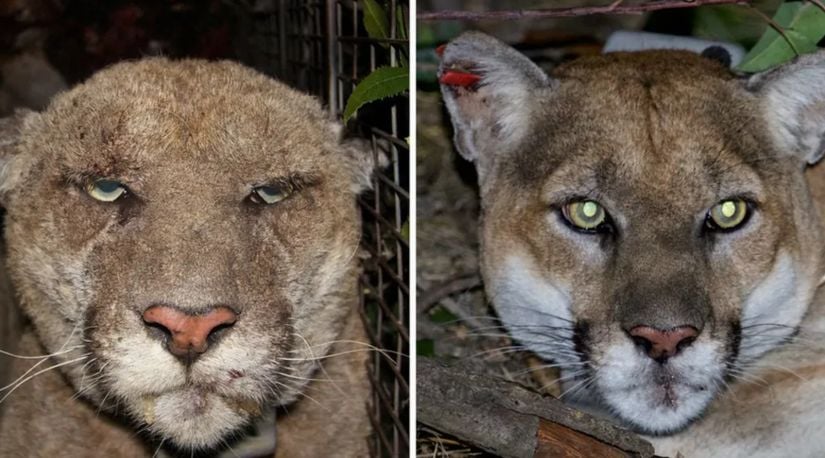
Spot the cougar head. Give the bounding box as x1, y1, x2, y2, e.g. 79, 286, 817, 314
439, 32, 825, 434
0, 58, 374, 451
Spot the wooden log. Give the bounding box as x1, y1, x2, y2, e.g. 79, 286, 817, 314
417, 357, 657, 458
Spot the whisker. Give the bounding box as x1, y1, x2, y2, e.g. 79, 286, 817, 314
220, 438, 241, 458
152, 439, 167, 458
290, 331, 346, 396
279, 347, 405, 362
288, 339, 405, 369
0, 355, 90, 403
0, 345, 85, 360
559, 374, 596, 400
268, 370, 338, 384
511, 362, 588, 377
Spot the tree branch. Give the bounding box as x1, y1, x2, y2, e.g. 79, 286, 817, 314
418, 273, 482, 313
808, 0, 825, 14
418, 0, 753, 21
417, 358, 658, 457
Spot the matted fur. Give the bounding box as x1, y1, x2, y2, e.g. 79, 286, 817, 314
0, 58, 373, 457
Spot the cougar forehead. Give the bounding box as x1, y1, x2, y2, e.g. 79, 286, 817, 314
44, 58, 340, 173
500, 52, 771, 190
2, 58, 365, 451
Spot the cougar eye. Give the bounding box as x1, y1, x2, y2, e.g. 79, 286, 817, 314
562, 200, 607, 231
86, 179, 127, 202
250, 185, 290, 205
707, 199, 749, 230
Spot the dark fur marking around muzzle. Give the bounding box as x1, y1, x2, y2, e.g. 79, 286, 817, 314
573, 320, 592, 363
724, 320, 742, 372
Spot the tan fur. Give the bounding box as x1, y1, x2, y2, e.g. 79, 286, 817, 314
0, 58, 373, 456
440, 32, 825, 456
648, 161, 825, 456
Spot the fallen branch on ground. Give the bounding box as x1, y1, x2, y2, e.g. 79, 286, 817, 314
417, 358, 659, 458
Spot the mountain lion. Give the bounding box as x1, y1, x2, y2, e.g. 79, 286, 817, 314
0, 58, 374, 457
439, 32, 825, 457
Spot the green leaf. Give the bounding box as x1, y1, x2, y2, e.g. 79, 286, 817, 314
362, 0, 389, 44
417, 338, 435, 357
737, 1, 825, 72
693, 3, 779, 47
429, 306, 458, 324
400, 220, 409, 242
343, 66, 409, 123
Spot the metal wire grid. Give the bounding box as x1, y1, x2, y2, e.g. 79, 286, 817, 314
238, 2, 409, 456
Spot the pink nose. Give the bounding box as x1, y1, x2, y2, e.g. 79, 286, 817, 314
142, 306, 237, 359
628, 325, 698, 362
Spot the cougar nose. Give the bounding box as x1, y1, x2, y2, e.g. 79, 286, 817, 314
142, 305, 237, 360
627, 325, 698, 362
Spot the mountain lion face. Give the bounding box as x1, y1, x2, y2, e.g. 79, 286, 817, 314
0, 59, 372, 451
439, 32, 825, 434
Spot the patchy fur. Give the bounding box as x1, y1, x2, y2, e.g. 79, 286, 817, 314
0, 58, 373, 457
440, 32, 825, 455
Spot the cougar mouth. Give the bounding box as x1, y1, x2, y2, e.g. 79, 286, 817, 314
590, 336, 728, 435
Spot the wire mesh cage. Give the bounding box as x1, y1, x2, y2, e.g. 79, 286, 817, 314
237, 1, 410, 456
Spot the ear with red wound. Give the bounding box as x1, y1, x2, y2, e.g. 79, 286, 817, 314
748, 50, 825, 166
438, 32, 554, 175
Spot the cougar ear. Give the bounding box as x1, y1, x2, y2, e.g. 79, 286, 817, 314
438, 32, 554, 174
0, 108, 36, 203
339, 136, 388, 193
328, 121, 387, 194
748, 50, 825, 165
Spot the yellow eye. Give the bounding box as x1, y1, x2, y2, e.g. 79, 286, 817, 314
563, 200, 606, 230
86, 179, 127, 202
708, 199, 749, 230
250, 185, 289, 205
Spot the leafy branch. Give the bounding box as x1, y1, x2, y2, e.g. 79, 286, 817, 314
738, 1, 825, 71
343, 0, 409, 123
418, 0, 824, 72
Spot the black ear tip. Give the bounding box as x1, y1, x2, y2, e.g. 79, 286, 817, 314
700, 46, 732, 68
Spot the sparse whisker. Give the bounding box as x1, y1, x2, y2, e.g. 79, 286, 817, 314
0, 355, 90, 403
0, 345, 85, 360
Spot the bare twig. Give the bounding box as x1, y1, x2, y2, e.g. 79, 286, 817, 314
418, 0, 753, 21
434, 297, 487, 331
808, 0, 825, 14
418, 273, 482, 313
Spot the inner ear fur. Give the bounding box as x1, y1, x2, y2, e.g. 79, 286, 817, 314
328, 120, 387, 194
748, 50, 825, 165
339, 136, 386, 194
438, 32, 554, 172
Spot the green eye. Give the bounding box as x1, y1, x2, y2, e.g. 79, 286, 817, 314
708, 199, 749, 230
563, 200, 606, 230
250, 185, 289, 205
86, 179, 127, 202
